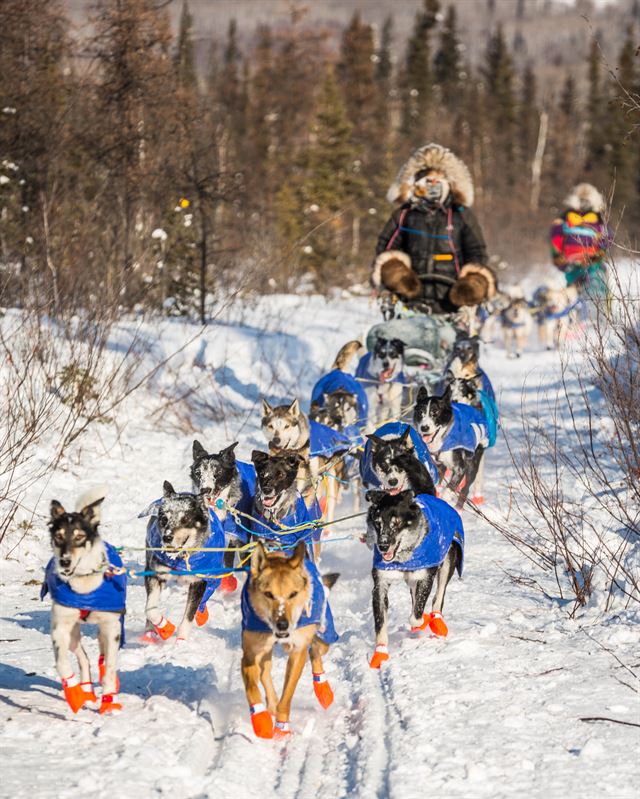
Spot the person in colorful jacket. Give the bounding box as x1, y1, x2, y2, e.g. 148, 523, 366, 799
550, 183, 613, 299
371, 143, 496, 315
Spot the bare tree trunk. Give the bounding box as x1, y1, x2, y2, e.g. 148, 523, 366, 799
530, 110, 549, 211
40, 191, 60, 311
351, 215, 360, 259
199, 205, 207, 326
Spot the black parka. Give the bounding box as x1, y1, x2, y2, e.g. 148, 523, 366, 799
375, 198, 488, 314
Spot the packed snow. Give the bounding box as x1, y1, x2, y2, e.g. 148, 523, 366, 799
1, 285, 638, 799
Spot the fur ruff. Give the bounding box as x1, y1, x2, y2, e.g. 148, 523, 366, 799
564, 183, 605, 214
449, 264, 497, 307
386, 144, 474, 207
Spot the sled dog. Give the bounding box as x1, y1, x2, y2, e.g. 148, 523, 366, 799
413, 385, 488, 509
143, 481, 215, 643
533, 285, 580, 350
190, 439, 256, 593
241, 541, 339, 739
365, 490, 463, 668
356, 337, 406, 427
365, 427, 436, 497
500, 298, 533, 358
44, 490, 125, 714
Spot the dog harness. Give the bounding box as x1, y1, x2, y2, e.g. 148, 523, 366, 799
247, 494, 323, 556
146, 508, 225, 613
355, 352, 406, 386
311, 368, 369, 425
360, 421, 440, 487
241, 557, 339, 645
373, 494, 464, 575
41, 542, 127, 645
440, 403, 489, 453
309, 419, 353, 459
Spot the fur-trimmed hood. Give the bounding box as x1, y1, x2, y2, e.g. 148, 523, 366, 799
564, 183, 605, 214
387, 143, 474, 207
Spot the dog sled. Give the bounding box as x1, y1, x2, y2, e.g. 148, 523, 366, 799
368, 275, 470, 392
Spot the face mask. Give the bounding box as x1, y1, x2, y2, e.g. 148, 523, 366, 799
413, 175, 450, 206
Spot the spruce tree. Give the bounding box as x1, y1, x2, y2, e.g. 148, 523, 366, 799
608, 27, 638, 217
337, 13, 377, 151
434, 6, 463, 110
585, 37, 607, 180
400, 0, 440, 147
175, 0, 196, 88
482, 25, 516, 185
518, 64, 538, 166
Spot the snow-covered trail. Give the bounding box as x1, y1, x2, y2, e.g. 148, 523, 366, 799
1, 295, 638, 799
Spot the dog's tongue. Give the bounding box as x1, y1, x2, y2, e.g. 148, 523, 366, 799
382, 550, 395, 562
389, 486, 403, 496
262, 494, 277, 508
422, 432, 435, 445
378, 368, 394, 382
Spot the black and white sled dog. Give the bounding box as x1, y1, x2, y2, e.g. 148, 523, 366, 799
45, 490, 125, 714
365, 490, 464, 669
365, 428, 436, 497
190, 439, 254, 592
143, 481, 211, 643
413, 385, 488, 509
357, 337, 406, 428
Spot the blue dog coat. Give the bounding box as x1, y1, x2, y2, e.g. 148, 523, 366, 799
373, 494, 464, 576
309, 419, 352, 458
478, 391, 499, 448
311, 369, 369, 425
440, 403, 489, 453
218, 460, 257, 540
246, 494, 323, 559
147, 509, 225, 613
241, 557, 339, 645
478, 368, 495, 403
355, 352, 406, 385
360, 422, 440, 487
41, 542, 127, 645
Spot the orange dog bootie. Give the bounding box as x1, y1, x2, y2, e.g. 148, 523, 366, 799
153, 616, 176, 641
99, 693, 123, 714
369, 644, 389, 669
195, 606, 209, 626
410, 614, 430, 633
219, 575, 238, 594
429, 611, 449, 637
312, 672, 334, 709
250, 703, 274, 739
80, 682, 98, 703
62, 674, 87, 713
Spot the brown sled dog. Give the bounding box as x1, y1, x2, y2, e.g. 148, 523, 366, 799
241, 542, 338, 739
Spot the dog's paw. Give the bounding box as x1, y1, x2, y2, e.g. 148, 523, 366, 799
274, 720, 292, 739
312, 672, 334, 709
410, 614, 429, 632
369, 644, 389, 669
99, 694, 123, 714
219, 575, 238, 594
62, 675, 88, 713
139, 630, 162, 645
250, 703, 274, 739
429, 612, 448, 638
195, 605, 209, 626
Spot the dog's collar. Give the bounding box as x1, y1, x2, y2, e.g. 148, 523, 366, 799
269, 439, 309, 454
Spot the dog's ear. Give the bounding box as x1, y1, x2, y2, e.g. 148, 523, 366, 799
50, 500, 66, 522
250, 541, 268, 578
365, 433, 384, 448
192, 440, 208, 461
390, 338, 405, 353
285, 454, 302, 472
162, 480, 175, 497
288, 398, 300, 415
251, 450, 269, 468
262, 398, 273, 416
444, 370, 455, 385
365, 489, 386, 505
78, 497, 105, 530
440, 383, 453, 403
220, 442, 239, 462
416, 385, 430, 404
400, 425, 414, 449
288, 540, 306, 569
